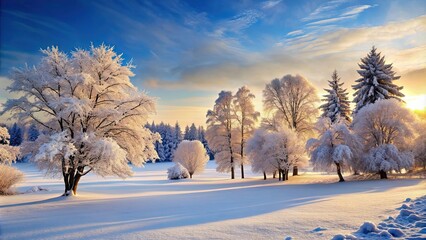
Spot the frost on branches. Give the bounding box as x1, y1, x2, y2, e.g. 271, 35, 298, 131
233, 86, 260, 179
306, 117, 361, 182
173, 140, 209, 178
206, 91, 239, 179
247, 127, 306, 181
0, 126, 20, 165
352, 46, 404, 115
1, 45, 159, 196
353, 99, 416, 179
319, 71, 351, 123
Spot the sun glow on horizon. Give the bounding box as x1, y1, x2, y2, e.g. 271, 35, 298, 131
405, 95, 426, 111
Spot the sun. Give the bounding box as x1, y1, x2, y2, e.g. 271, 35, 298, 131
405, 95, 426, 111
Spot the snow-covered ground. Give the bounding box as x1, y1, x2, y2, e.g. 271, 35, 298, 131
1, 161, 425, 240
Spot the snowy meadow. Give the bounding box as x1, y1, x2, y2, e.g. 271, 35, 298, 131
1, 162, 425, 240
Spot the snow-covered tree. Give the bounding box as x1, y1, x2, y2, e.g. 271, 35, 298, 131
353, 99, 416, 178
174, 122, 183, 145
247, 128, 273, 179
247, 127, 306, 181
0, 126, 10, 145
187, 123, 198, 140
8, 123, 23, 146
27, 123, 40, 141
173, 140, 209, 178
413, 121, 426, 169
319, 71, 351, 123
306, 117, 361, 182
0, 127, 20, 166
167, 163, 189, 180
233, 86, 260, 179
352, 46, 404, 115
183, 125, 190, 140
197, 126, 213, 159
263, 74, 319, 175
206, 91, 238, 179
1, 45, 159, 196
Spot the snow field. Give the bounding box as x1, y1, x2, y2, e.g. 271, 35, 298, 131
1, 161, 425, 240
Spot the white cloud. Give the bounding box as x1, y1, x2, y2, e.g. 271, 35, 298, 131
262, 0, 282, 10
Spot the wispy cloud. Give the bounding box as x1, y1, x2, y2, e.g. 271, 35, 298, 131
262, 0, 282, 10
287, 30, 304, 36
341, 5, 375, 17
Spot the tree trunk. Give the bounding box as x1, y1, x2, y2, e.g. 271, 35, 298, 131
293, 166, 298, 176
231, 166, 235, 179
379, 170, 387, 179
278, 170, 282, 181
282, 170, 286, 182
273, 171, 276, 179
336, 163, 345, 182
263, 172, 267, 180
190, 173, 193, 179
241, 164, 244, 179
285, 170, 289, 180
72, 173, 82, 195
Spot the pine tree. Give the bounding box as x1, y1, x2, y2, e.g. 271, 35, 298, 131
8, 123, 23, 146
188, 123, 198, 140
352, 46, 404, 115
27, 123, 40, 141
183, 126, 190, 140
319, 70, 351, 123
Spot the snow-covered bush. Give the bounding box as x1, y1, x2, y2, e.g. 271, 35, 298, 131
0, 126, 20, 165
167, 163, 189, 180
0, 126, 10, 145
173, 140, 208, 178
353, 99, 416, 178
1, 45, 159, 196
0, 164, 23, 195
306, 117, 361, 182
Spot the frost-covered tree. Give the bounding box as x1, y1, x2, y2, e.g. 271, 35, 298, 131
233, 86, 260, 179
183, 125, 190, 140
352, 46, 404, 115
247, 127, 306, 181
187, 123, 198, 140
206, 91, 238, 179
174, 122, 183, 145
0, 126, 10, 145
320, 71, 351, 123
197, 126, 213, 159
263, 74, 319, 175
8, 123, 23, 146
27, 123, 40, 141
1, 45, 159, 196
353, 99, 416, 179
247, 128, 272, 179
413, 120, 426, 169
0, 127, 20, 165
306, 117, 361, 182
173, 140, 209, 178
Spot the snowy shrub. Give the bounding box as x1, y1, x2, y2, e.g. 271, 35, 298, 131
167, 163, 189, 180
173, 140, 208, 178
0, 126, 10, 145
353, 99, 417, 178
1, 45, 159, 196
307, 117, 362, 182
0, 164, 23, 195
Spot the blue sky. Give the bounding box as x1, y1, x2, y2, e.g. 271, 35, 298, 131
1, 0, 425, 126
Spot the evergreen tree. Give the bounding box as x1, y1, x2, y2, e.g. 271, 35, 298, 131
27, 123, 40, 141
8, 123, 23, 146
319, 70, 351, 123
352, 46, 404, 115
183, 126, 190, 140
188, 123, 198, 140
174, 122, 183, 144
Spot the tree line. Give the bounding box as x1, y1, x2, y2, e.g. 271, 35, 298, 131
206, 46, 426, 181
